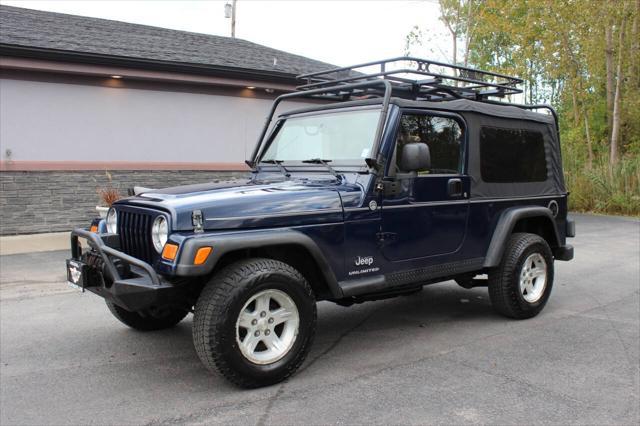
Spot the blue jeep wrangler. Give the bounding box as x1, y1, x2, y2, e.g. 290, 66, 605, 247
67, 58, 574, 388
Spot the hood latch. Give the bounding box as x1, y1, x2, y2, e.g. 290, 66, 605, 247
192, 210, 204, 233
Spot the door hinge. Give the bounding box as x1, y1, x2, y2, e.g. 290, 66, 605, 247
376, 232, 397, 242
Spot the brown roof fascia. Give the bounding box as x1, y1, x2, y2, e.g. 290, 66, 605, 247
0, 43, 300, 89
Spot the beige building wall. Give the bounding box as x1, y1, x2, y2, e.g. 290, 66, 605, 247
0, 77, 309, 167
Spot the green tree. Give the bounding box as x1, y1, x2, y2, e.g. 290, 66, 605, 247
405, 0, 640, 214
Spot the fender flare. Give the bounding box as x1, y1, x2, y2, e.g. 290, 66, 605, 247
174, 228, 342, 298
483, 206, 561, 268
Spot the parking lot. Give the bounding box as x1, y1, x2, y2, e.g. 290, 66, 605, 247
1, 213, 638, 425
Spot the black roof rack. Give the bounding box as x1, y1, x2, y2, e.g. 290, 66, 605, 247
296, 56, 523, 102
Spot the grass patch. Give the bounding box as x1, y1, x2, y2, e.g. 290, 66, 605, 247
564, 155, 640, 216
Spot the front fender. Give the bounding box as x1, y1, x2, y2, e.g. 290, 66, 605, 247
170, 228, 341, 297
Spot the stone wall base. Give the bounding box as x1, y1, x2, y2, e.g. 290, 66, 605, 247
0, 170, 247, 235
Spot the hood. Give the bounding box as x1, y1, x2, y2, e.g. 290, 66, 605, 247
114, 175, 369, 231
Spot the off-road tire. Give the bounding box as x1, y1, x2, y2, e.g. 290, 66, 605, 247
105, 300, 188, 331
488, 232, 554, 319
192, 258, 316, 388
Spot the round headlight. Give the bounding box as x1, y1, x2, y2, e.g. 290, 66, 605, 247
106, 208, 118, 234
151, 216, 169, 253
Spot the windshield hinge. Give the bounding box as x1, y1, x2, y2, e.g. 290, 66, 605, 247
369, 152, 387, 193
365, 157, 378, 170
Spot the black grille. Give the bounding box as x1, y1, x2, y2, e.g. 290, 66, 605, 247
117, 210, 154, 263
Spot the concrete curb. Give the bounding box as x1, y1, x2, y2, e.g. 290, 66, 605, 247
0, 232, 70, 256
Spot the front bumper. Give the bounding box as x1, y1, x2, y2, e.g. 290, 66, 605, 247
67, 229, 179, 312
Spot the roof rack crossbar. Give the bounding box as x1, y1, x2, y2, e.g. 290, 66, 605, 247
297, 70, 414, 90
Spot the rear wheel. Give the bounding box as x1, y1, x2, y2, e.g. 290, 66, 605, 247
106, 300, 188, 331
488, 233, 554, 319
193, 258, 316, 388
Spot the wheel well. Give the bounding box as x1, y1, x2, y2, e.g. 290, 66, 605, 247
211, 244, 333, 300
512, 216, 558, 249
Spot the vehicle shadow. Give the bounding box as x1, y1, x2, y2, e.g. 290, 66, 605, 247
106, 281, 499, 389
136, 281, 495, 340
317, 281, 497, 331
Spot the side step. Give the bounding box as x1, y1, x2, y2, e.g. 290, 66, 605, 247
334, 285, 423, 307
338, 258, 486, 298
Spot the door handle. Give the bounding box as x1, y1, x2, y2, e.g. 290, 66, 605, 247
447, 178, 463, 197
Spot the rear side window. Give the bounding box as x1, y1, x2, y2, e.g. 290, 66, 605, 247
480, 127, 547, 182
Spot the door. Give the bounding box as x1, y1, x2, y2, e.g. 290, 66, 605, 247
381, 111, 469, 262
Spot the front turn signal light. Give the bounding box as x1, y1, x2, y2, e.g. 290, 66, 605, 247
161, 243, 179, 261
194, 247, 212, 265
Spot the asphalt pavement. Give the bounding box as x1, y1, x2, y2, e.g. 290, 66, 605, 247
1, 213, 638, 425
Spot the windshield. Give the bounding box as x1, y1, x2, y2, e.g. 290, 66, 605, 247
260, 108, 381, 163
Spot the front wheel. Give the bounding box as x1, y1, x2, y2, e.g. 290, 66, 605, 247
192, 258, 316, 388
488, 233, 554, 319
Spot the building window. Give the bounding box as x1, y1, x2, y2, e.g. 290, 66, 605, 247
396, 114, 463, 174
480, 127, 548, 183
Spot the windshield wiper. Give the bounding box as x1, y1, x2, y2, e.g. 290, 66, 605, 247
301, 158, 339, 178
259, 159, 291, 178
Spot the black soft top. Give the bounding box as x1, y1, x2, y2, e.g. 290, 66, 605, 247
280, 98, 565, 199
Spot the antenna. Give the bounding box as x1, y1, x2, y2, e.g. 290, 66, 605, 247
224, 0, 237, 38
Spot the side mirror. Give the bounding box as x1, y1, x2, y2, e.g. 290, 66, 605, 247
399, 143, 430, 172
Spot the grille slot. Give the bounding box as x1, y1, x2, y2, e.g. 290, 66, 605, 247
117, 210, 154, 263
